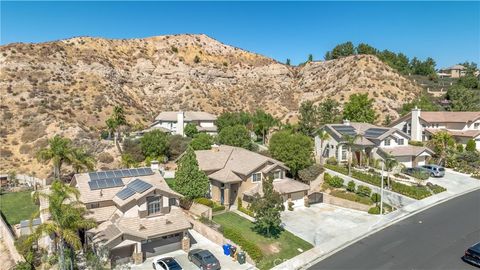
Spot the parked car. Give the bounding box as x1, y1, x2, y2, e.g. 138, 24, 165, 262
463, 242, 480, 267
152, 257, 182, 270
421, 165, 445, 177
188, 249, 221, 270
402, 167, 430, 180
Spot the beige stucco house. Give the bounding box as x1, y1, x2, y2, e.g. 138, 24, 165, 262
195, 145, 310, 208
71, 167, 191, 267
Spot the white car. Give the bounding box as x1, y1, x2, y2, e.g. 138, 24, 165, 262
152, 257, 183, 270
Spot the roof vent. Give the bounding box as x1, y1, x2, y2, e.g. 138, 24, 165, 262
139, 224, 146, 230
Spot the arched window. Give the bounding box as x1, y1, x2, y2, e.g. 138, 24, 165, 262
147, 196, 162, 215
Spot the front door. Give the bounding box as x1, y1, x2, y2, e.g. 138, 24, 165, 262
220, 188, 224, 205
412, 156, 418, 167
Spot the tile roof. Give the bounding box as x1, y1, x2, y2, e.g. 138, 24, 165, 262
195, 145, 288, 183
85, 206, 117, 223
323, 122, 409, 144
419, 111, 480, 123
155, 111, 217, 122
378, 146, 434, 157
425, 128, 480, 138
243, 178, 310, 197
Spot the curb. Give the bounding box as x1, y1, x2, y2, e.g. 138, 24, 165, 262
297, 184, 480, 270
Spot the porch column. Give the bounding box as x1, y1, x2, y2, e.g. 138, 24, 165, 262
224, 183, 231, 207
132, 242, 143, 265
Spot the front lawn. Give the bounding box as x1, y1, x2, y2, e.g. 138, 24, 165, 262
213, 212, 313, 270
0, 191, 38, 226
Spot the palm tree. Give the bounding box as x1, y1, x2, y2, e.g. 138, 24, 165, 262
384, 155, 398, 189
28, 180, 96, 270
316, 130, 330, 164
37, 135, 75, 179
342, 134, 360, 176
428, 131, 455, 165
71, 148, 96, 173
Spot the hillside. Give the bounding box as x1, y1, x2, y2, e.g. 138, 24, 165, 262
0, 34, 422, 177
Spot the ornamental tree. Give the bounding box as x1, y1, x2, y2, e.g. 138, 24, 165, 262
269, 130, 313, 176
250, 177, 284, 237
175, 146, 210, 200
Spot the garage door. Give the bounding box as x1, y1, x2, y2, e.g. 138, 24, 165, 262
142, 233, 182, 258
111, 245, 134, 266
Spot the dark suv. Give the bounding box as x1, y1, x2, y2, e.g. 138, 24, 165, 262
188, 249, 221, 270
463, 242, 480, 267
421, 165, 445, 177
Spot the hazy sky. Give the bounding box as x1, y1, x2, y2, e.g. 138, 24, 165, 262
2, 1, 479, 68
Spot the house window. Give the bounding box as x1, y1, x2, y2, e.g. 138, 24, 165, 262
273, 170, 283, 179
341, 147, 347, 161
384, 139, 391, 146
147, 196, 162, 215
169, 198, 177, 206
398, 139, 404, 145
475, 123, 480, 129
252, 172, 262, 183
89, 202, 100, 209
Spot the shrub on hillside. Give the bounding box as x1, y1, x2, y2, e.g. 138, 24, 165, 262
97, 152, 114, 164
347, 180, 356, 192
356, 185, 372, 197
324, 173, 344, 188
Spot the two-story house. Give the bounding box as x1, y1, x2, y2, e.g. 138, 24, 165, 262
315, 121, 434, 168
390, 108, 480, 150
149, 111, 218, 136
71, 167, 191, 267
195, 145, 310, 208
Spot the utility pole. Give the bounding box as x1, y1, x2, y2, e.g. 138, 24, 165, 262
380, 162, 384, 215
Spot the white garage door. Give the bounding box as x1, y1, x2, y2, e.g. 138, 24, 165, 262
142, 233, 182, 258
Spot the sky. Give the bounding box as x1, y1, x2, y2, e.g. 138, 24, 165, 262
1, 1, 479, 68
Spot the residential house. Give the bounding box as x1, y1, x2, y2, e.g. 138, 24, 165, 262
438, 64, 467, 78
150, 111, 218, 136
70, 167, 191, 266
315, 121, 433, 168
195, 145, 310, 208
390, 108, 480, 150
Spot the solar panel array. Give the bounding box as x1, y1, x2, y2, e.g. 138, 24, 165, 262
115, 179, 153, 200
364, 128, 389, 138
88, 178, 124, 190
88, 167, 154, 181
332, 125, 357, 137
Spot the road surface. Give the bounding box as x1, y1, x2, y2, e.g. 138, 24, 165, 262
310, 189, 480, 270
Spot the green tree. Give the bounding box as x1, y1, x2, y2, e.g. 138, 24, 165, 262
250, 177, 284, 237
286, 59, 291, 66
298, 101, 320, 136
318, 98, 341, 124
140, 130, 169, 159
167, 135, 191, 160
27, 180, 96, 270
37, 135, 75, 179
356, 43, 378, 55
329, 41, 356, 59
446, 85, 480, 111
457, 75, 479, 89
269, 130, 313, 176
175, 146, 209, 199
428, 131, 455, 165
316, 130, 330, 165
105, 105, 128, 143
307, 54, 313, 62
190, 133, 214, 150
184, 123, 198, 138
218, 124, 254, 150
216, 112, 252, 131
466, 139, 477, 152
121, 153, 139, 168
400, 94, 441, 116
252, 109, 278, 144
70, 147, 96, 173
342, 93, 377, 123
122, 139, 145, 163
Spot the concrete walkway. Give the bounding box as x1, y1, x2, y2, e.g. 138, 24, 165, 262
272, 170, 480, 270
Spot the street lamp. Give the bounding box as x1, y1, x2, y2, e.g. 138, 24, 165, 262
380, 162, 384, 215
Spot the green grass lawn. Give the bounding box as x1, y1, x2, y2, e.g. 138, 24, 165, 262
0, 191, 39, 226
213, 212, 313, 270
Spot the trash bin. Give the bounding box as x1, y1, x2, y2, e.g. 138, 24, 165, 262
223, 244, 231, 256
238, 251, 246, 264
229, 245, 237, 257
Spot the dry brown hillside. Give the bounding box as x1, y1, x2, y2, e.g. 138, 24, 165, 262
0, 34, 421, 177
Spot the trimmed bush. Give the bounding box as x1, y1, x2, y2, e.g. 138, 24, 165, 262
466, 139, 476, 152
326, 157, 338, 165
223, 227, 263, 262
212, 205, 226, 212
298, 164, 324, 183
371, 193, 381, 204
324, 173, 344, 188
194, 197, 215, 208
356, 185, 372, 197
426, 182, 447, 194
347, 180, 356, 192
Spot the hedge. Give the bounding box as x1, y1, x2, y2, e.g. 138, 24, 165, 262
194, 197, 225, 212
324, 173, 344, 188
223, 227, 263, 262
356, 185, 372, 197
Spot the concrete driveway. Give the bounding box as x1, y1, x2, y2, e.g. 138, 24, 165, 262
131, 230, 254, 270
428, 170, 480, 195
281, 204, 380, 246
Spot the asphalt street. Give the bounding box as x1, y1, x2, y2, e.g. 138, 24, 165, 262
310, 189, 480, 270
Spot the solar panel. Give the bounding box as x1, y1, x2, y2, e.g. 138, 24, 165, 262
97, 179, 107, 189
88, 181, 99, 190
122, 169, 133, 177
137, 168, 147, 175
364, 128, 388, 138
332, 125, 357, 137
116, 187, 136, 200
113, 178, 124, 186
113, 170, 123, 178
89, 172, 99, 181
127, 179, 153, 194
144, 167, 153, 175
106, 171, 115, 179
97, 171, 107, 179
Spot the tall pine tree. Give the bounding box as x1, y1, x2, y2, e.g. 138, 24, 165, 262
175, 146, 209, 199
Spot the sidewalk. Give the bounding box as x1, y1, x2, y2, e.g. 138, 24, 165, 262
272, 171, 480, 270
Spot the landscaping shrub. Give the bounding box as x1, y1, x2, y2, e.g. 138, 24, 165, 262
326, 157, 338, 165
194, 197, 215, 208
223, 227, 263, 262
324, 173, 344, 188
408, 141, 424, 147
466, 139, 476, 152
288, 201, 294, 211
298, 164, 324, 183
97, 152, 114, 164
237, 197, 255, 217
356, 185, 372, 197
426, 182, 447, 194
330, 190, 373, 205
347, 180, 356, 192
371, 193, 381, 204
368, 206, 381, 214
212, 205, 226, 212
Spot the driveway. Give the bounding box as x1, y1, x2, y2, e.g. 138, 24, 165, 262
428, 170, 480, 195
281, 204, 381, 246
132, 230, 254, 270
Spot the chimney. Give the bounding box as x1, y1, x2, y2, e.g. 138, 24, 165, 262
151, 160, 159, 171
411, 107, 422, 141
176, 111, 185, 136
343, 119, 350, 126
